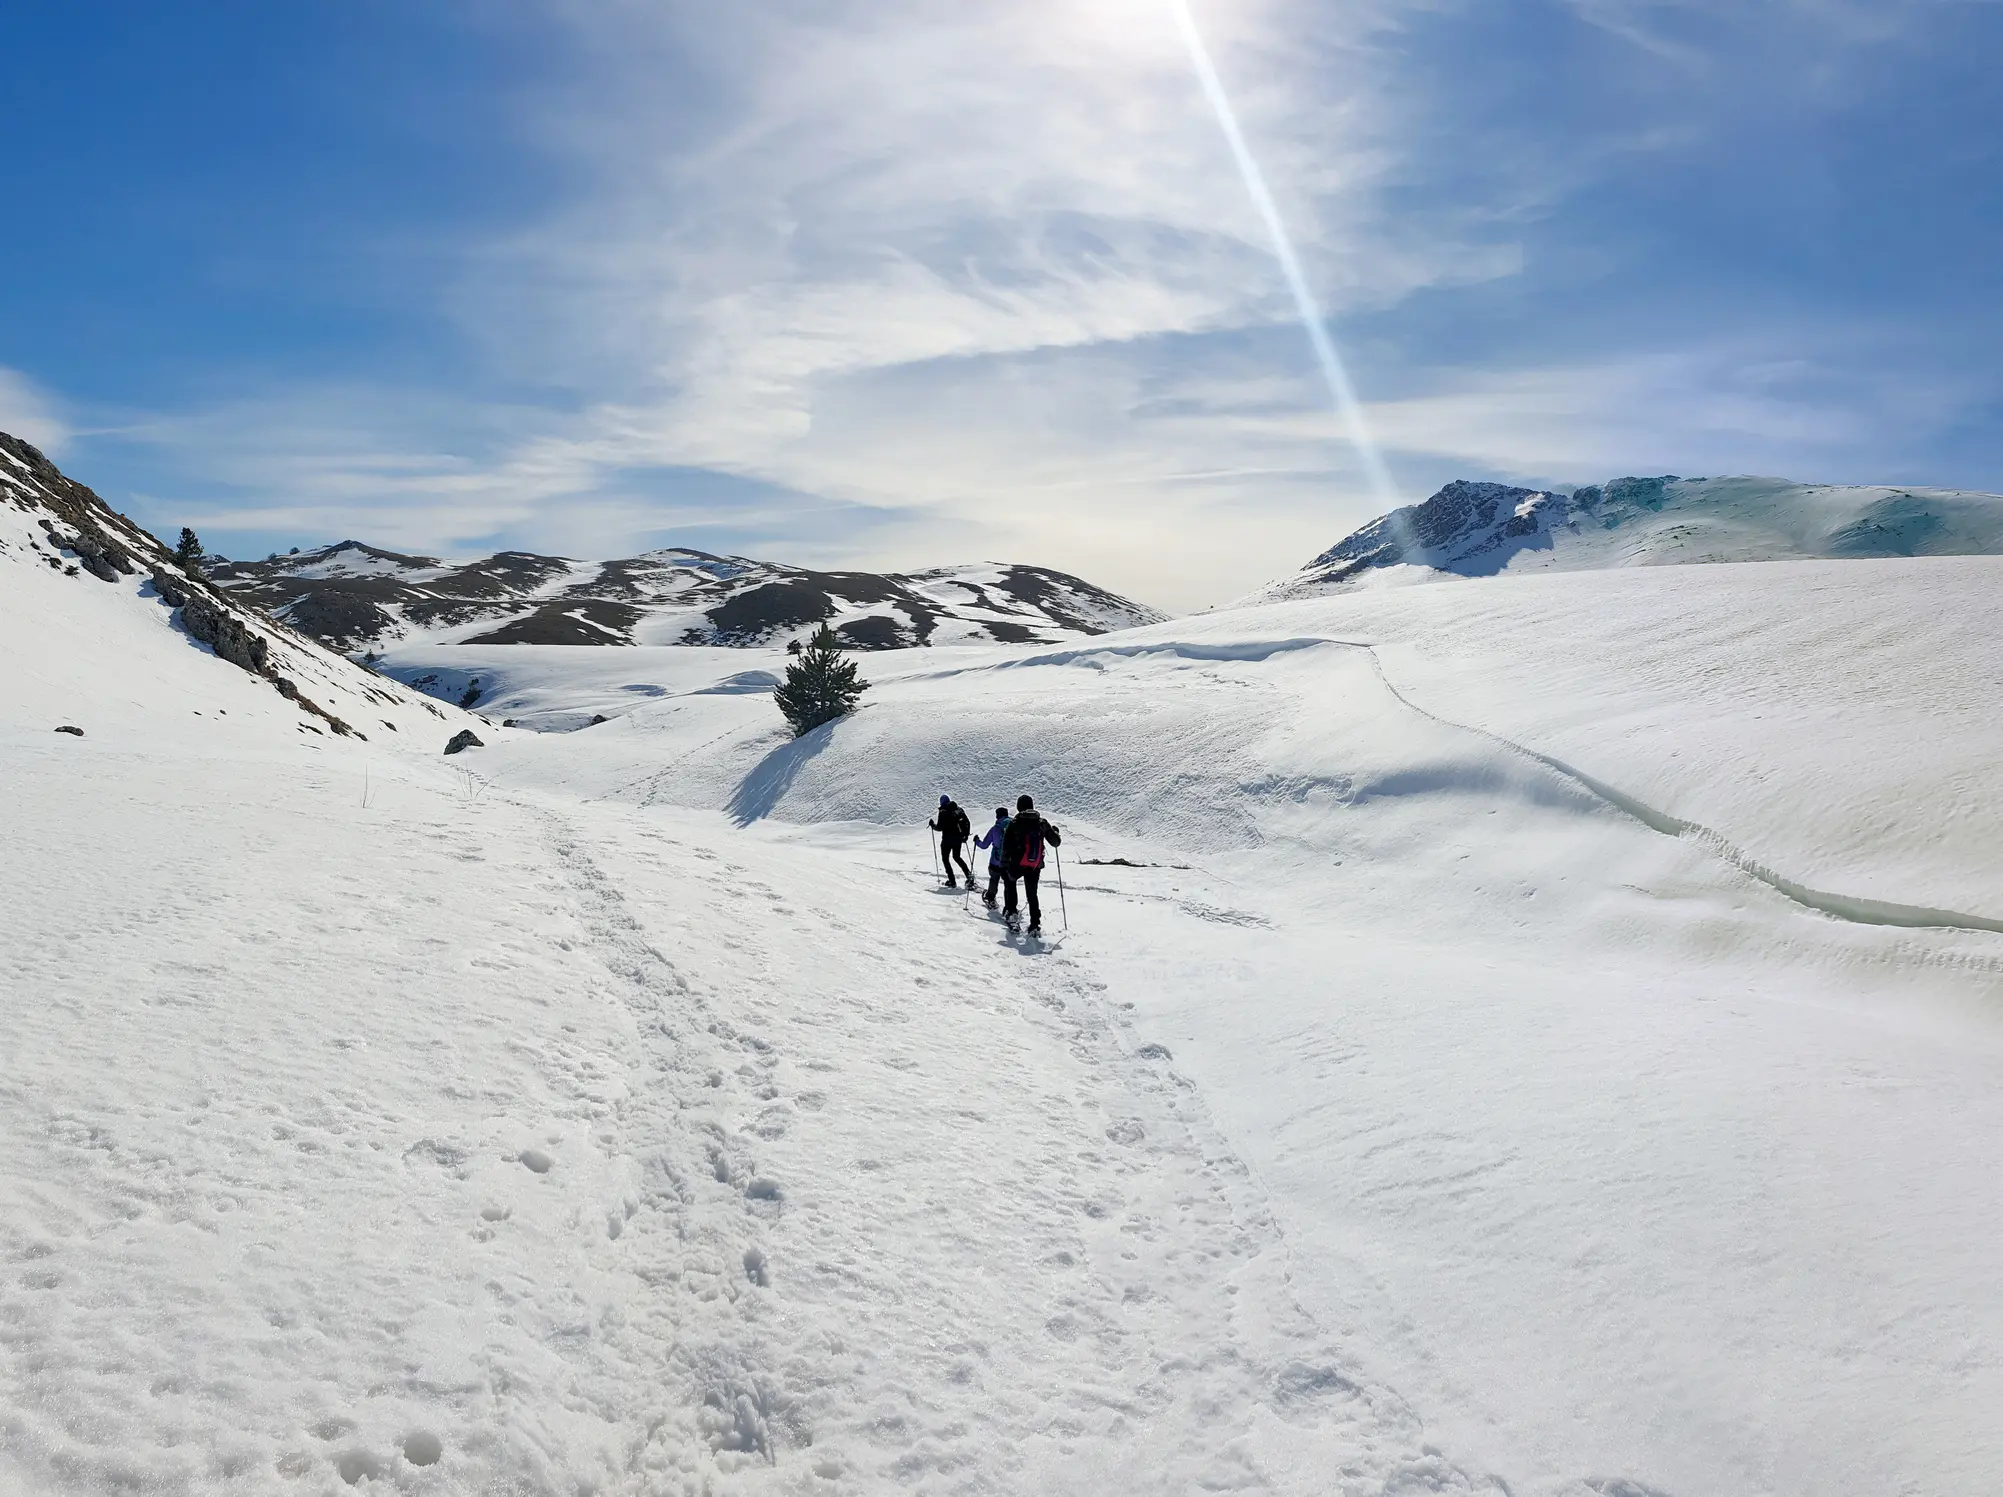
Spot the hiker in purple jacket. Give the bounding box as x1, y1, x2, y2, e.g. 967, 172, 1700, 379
975, 807, 1011, 908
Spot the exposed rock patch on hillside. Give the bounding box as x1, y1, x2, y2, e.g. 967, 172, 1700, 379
210, 541, 1166, 652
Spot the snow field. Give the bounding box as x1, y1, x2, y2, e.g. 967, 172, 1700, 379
1226, 556, 2003, 917
8, 545, 2003, 1495
424, 562, 2003, 1494
0, 734, 1491, 1494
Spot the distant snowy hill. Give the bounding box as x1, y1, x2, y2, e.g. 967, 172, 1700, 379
1266, 474, 2003, 596
0, 431, 474, 746
210, 541, 1166, 653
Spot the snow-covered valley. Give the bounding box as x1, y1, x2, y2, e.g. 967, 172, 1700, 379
6, 473, 2003, 1495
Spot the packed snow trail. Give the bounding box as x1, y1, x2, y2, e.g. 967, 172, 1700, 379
0, 732, 1513, 1493
524, 797, 1518, 1493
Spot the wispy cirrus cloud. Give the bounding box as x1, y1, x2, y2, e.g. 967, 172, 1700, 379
381, 0, 1521, 597
1362, 339, 1992, 483
29, 0, 2003, 606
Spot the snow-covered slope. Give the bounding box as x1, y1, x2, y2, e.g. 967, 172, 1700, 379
7, 440, 2003, 1497
0, 432, 476, 749
1265, 473, 2003, 596
211, 541, 1166, 652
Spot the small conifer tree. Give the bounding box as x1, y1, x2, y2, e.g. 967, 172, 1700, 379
774, 624, 868, 737
175, 527, 204, 573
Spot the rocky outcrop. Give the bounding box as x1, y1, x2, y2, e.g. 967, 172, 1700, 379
149, 569, 188, 608
268, 674, 358, 737
0, 434, 140, 583
180, 589, 271, 673
443, 729, 484, 755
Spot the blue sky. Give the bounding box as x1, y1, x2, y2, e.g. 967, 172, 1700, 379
4, 0, 1999, 609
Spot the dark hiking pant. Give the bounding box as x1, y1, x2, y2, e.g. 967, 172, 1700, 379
942, 839, 972, 884
1004, 868, 1042, 927
985, 863, 1003, 903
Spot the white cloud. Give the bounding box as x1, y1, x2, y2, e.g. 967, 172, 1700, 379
1364, 341, 1984, 485
363, 0, 1509, 605
0, 368, 70, 456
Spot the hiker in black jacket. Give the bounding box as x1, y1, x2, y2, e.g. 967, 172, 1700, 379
1000, 793, 1061, 934
929, 795, 973, 887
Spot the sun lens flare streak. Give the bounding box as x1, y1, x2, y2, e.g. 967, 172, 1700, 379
1168, 0, 1400, 512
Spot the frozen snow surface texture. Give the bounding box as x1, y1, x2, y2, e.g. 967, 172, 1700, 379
209, 541, 1167, 653
6, 435, 2003, 1497
1263, 472, 2003, 597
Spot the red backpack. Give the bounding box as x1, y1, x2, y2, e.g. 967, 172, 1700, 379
1019, 819, 1045, 869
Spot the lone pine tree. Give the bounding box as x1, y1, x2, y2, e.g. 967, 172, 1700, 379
774, 625, 868, 737
175, 527, 204, 573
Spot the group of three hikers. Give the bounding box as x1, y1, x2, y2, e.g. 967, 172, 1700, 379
929, 793, 1062, 935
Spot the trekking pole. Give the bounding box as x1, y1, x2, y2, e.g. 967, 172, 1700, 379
1055, 845, 1069, 932
930, 830, 940, 883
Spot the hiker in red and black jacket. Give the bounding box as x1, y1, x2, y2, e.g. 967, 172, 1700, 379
1000, 793, 1061, 934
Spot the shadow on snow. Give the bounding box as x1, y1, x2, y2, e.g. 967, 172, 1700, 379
726, 721, 832, 826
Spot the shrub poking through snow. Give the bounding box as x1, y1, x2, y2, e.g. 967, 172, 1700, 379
773, 624, 868, 737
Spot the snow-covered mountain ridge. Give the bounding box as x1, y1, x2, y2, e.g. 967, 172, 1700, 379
1268, 473, 2003, 596
210, 540, 1166, 653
